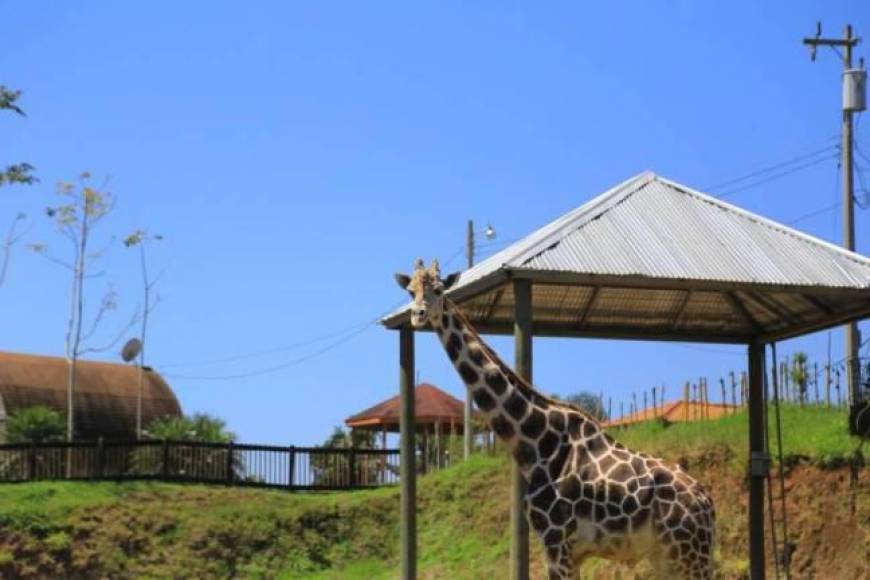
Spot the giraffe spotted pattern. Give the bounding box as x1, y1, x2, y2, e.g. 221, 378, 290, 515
396, 261, 716, 580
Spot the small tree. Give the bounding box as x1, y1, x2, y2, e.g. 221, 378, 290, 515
0, 86, 36, 187
555, 390, 609, 421
123, 230, 163, 439
30, 175, 137, 440
790, 352, 809, 405
312, 426, 379, 486
144, 413, 236, 442
138, 413, 241, 480
4, 405, 65, 444
0, 86, 36, 288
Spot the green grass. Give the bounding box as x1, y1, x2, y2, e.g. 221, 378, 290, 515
0, 405, 863, 579
613, 404, 862, 469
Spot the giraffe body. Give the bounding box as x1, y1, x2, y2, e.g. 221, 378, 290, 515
396, 261, 716, 579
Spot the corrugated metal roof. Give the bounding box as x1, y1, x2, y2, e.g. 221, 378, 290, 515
383, 172, 870, 341
453, 171, 870, 289
0, 351, 182, 441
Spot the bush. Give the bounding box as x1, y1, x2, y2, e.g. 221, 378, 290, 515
143, 413, 235, 443
4, 406, 65, 444
133, 413, 241, 480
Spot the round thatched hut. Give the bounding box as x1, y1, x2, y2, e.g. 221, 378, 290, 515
0, 351, 182, 441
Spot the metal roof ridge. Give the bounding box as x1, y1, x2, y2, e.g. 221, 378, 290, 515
504, 171, 657, 268
442, 171, 656, 290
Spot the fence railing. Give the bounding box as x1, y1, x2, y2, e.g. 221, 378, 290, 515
0, 440, 400, 491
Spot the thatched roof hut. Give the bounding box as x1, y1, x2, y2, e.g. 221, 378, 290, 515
0, 351, 182, 441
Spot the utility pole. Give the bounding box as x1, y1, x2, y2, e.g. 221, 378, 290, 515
463, 219, 496, 460
803, 23, 865, 407
464, 219, 474, 460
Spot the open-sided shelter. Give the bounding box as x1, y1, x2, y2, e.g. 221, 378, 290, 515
346, 382, 477, 473
345, 382, 473, 437
382, 172, 870, 579
0, 351, 182, 441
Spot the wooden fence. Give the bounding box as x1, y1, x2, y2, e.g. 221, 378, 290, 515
0, 439, 400, 491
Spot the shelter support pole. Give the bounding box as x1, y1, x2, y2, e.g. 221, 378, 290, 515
399, 326, 416, 580
748, 339, 767, 580
512, 278, 531, 580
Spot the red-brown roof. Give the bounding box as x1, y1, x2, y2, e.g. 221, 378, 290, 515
346, 383, 474, 433
0, 351, 182, 441
602, 399, 739, 429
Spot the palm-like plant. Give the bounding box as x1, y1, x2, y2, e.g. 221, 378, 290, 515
0, 406, 65, 479
4, 406, 65, 443
312, 426, 381, 486
134, 413, 241, 480
144, 414, 235, 442
790, 352, 809, 405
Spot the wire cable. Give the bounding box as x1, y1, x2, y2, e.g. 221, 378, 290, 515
785, 201, 842, 226
704, 142, 838, 193
160, 298, 407, 381
715, 153, 837, 199
159, 319, 375, 368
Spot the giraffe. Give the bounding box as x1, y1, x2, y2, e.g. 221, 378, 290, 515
395, 260, 716, 580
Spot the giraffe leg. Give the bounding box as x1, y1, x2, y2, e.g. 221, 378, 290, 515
544, 542, 576, 580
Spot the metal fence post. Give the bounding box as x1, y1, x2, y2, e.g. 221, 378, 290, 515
288, 445, 296, 489
226, 441, 235, 484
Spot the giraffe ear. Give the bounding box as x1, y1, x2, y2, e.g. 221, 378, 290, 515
443, 272, 460, 290
394, 273, 412, 290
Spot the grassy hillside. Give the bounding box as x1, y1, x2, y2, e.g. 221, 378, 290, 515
0, 406, 866, 579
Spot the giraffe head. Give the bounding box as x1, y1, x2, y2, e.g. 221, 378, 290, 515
395, 258, 459, 328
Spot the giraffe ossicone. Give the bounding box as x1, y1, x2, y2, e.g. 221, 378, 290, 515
395, 260, 716, 580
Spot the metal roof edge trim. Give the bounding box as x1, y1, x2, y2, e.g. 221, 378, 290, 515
507, 268, 870, 295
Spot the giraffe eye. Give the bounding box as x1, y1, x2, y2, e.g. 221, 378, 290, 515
434, 287, 443, 296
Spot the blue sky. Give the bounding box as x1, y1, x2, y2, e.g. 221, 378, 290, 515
1, 2, 868, 445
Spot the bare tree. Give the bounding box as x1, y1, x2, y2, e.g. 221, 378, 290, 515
0, 85, 37, 288
30, 174, 137, 440
0, 212, 26, 287
123, 229, 163, 439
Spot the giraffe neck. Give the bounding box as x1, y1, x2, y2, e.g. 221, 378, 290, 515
434, 301, 606, 477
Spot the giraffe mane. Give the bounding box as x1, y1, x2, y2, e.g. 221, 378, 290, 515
445, 298, 602, 426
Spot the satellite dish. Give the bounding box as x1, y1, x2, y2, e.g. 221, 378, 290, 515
121, 338, 143, 363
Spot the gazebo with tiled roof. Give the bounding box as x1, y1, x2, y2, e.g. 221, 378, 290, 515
346, 383, 482, 474
345, 383, 474, 435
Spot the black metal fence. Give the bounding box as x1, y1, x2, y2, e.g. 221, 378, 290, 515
0, 440, 400, 491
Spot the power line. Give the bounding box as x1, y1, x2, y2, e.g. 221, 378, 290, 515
162, 323, 376, 381
159, 319, 374, 369
715, 151, 838, 199
704, 142, 837, 193
156, 234, 508, 378
157, 298, 407, 379
785, 201, 841, 225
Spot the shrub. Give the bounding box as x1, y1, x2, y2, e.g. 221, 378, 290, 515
4, 405, 65, 444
